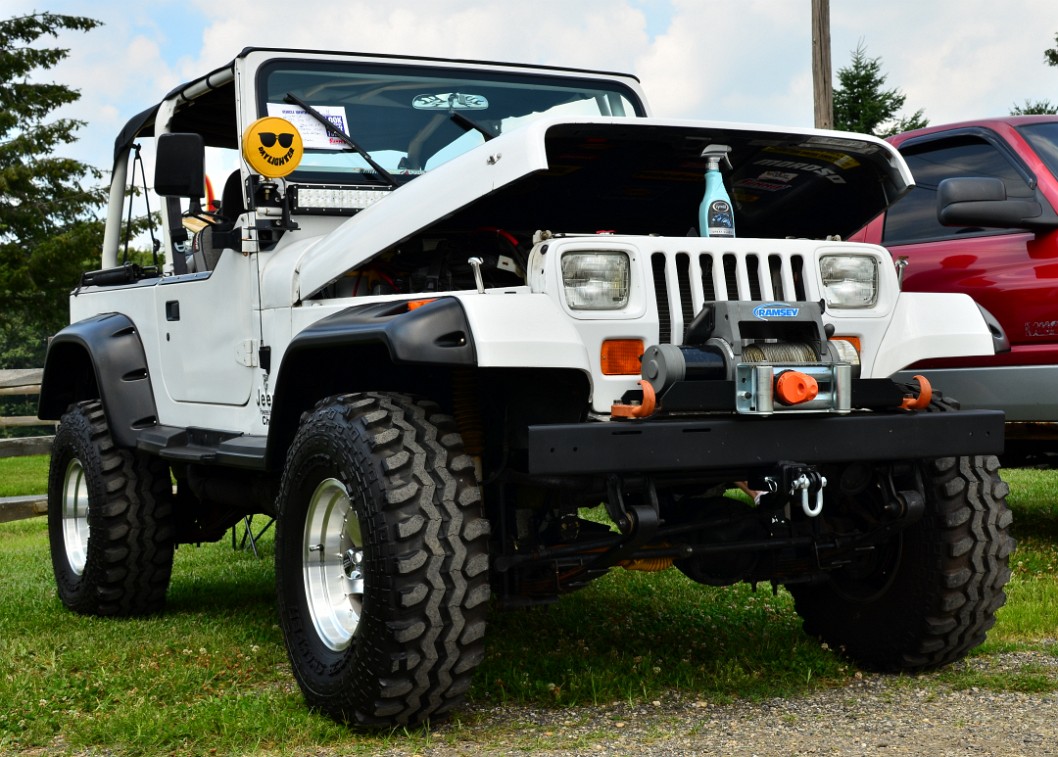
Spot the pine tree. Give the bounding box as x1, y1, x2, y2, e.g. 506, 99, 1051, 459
1010, 99, 1058, 115
0, 12, 104, 368
1009, 33, 1058, 114
832, 42, 927, 138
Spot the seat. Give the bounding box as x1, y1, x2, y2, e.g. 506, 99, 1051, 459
190, 171, 246, 272
218, 169, 247, 221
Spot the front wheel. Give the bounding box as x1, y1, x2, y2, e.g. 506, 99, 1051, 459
790, 455, 1014, 671
275, 393, 490, 726
47, 400, 175, 616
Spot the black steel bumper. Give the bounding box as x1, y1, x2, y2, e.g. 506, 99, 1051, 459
528, 409, 1005, 476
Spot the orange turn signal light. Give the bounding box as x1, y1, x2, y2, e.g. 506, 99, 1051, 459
601, 339, 644, 375
775, 370, 819, 405
407, 298, 437, 311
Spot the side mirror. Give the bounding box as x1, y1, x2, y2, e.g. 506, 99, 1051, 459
154, 133, 205, 198
937, 176, 1055, 229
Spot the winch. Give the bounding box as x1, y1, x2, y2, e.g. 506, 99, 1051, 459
618, 300, 852, 416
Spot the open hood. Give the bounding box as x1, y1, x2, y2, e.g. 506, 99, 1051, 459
295, 116, 912, 299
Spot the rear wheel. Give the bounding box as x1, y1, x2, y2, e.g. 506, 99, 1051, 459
275, 392, 490, 726
790, 455, 1014, 670
47, 400, 175, 616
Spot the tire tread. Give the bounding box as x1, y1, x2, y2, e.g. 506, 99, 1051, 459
793, 453, 1014, 671
48, 400, 174, 616
276, 392, 489, 726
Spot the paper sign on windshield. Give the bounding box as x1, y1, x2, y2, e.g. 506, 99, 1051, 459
267, 103, 349, 150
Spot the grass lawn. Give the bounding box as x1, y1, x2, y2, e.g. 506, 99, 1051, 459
0, 454, 49, 497
1, 456, 1056, 755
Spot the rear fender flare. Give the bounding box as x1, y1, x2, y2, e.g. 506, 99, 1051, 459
38, 313, 158, 448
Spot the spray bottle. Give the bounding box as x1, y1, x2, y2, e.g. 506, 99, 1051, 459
699, 144, 735, 238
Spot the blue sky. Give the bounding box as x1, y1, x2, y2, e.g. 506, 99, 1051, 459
9, 0, 1058, 174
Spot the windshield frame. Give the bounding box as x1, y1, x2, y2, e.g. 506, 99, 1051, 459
254, 57, 647, 186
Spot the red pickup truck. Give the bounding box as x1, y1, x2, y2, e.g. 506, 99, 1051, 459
851, 115, 1058, 462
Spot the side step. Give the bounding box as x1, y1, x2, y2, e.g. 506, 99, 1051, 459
137, 426, 268, 470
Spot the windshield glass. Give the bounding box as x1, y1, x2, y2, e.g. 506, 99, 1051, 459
257, 60, 644, 185
1018, 122, 1058, 179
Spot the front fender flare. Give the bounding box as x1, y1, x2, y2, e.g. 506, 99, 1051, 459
282, 297, 477, 367
267, 297, 476, 466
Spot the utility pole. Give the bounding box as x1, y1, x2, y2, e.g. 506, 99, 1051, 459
812, 0, 833, 129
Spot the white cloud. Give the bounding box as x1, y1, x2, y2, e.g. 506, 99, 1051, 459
831, 0, 1058, 124
5, 0, 1058, 175
188, 0, 652, 72
635, 0, 817, 124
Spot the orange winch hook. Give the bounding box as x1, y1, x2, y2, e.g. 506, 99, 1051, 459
900, 374, 933, 410
611, 380, 657, 419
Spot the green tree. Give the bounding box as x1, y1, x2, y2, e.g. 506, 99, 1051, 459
1009, 33, 1058, 115
1010, 99, 1058, 115
0, 12, 104, 369
832, 42, 928, 137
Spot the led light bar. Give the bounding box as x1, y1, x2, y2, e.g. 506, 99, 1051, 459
289, 185, 390, 215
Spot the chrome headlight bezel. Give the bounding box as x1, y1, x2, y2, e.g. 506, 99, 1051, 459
820, 254, 879, 309
561, 250, 631, 310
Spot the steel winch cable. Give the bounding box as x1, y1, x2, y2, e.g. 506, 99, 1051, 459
741, 341, 818, 363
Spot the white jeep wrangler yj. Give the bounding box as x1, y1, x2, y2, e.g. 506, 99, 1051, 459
39, 47, 1013, 726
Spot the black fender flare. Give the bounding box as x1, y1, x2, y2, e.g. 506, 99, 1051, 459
38, 313, 158, 449
267, 297, 476, 466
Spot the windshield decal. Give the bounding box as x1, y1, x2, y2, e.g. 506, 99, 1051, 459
267, 102, 349, 150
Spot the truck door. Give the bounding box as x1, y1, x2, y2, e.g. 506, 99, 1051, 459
155, 247, 258, 406
880, 131, 1058, 363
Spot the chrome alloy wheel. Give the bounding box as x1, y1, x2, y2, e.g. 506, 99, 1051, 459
302, 478, 365, 651
61, 458, 90, 575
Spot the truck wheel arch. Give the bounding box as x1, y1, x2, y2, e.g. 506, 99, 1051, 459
38, 313, 158, 449
266, 298, 477, 468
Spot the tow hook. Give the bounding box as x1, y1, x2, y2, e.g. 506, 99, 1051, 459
759, 465, 827, 518
791, 472, 827, 517
900, 374, 933, 410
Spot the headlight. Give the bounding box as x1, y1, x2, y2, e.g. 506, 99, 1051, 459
820, 255, 878, 308
561, 251, 630, 310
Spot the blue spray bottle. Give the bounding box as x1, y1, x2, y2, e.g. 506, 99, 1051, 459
699, 144, 735, 238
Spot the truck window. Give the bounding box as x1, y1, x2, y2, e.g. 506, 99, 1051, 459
1019, 122, 1058, 179
883, 136, 1033, 244
256, 61, 644, 186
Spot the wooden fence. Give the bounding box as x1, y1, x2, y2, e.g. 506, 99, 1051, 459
0, 368, 51, 522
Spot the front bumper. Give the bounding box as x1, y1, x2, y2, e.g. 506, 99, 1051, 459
528, 409, 1004, 475
894, 365, 1058, 422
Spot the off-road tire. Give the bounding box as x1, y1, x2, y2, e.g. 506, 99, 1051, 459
275, 392, 490, 726
47, 400, 175, 616
790, 454, 1014, 671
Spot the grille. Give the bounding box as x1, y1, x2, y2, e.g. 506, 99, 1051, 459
650, 247, 809, 344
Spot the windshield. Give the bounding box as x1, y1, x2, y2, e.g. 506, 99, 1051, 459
1018, 122, 1058, 179
257, 60, 644, 185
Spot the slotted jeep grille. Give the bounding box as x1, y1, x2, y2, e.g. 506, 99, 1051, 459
650, 247, 809, 344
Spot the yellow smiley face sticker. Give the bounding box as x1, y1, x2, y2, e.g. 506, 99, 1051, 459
242, 116, 303, 178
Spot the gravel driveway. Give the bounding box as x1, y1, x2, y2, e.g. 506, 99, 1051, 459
380, 650, 1058, 756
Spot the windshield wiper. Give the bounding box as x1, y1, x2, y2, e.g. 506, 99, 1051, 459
284, 92, 398, 187
450, 111, 496, 141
